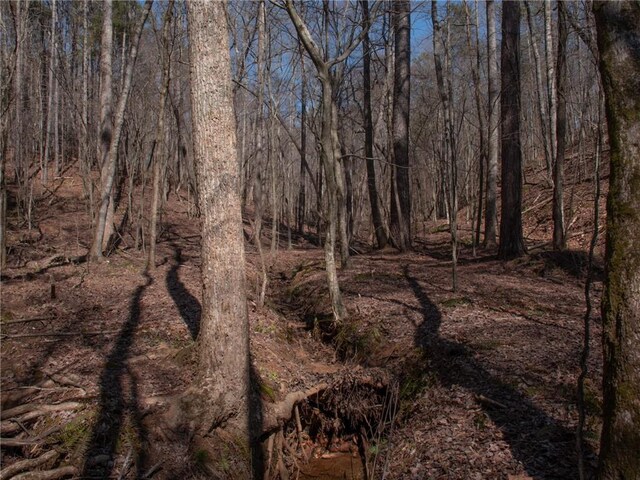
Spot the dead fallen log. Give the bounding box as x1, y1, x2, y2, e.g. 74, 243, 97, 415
9, 466, 77, 480
0, 450, 59, 480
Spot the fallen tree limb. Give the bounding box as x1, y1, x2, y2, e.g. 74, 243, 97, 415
9, 466, 77, 480
1, 402, 81, 421
0, 450, 59, 480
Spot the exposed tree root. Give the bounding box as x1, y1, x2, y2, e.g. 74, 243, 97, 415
1, 402, 81, 422
8, 466, 77, 480
261, 383, 328, 434
0, 450, 59, 480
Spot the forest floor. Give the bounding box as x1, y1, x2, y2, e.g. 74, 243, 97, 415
1, 165, 606, 480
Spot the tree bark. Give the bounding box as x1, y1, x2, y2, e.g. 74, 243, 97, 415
390, 0, 411, 251
525, 1, 553, 180
544, 0, 558, 181
186, 0, 250, 439
498, 0, 526, 259
484, 0, 499, 247
90, 0, 113, 258
147, 0, 174, 269
553, 1, 567, 250
593, 3, 640, 478
90, 0, 152, 261
361, 0, 387, 249
284, 0, 355, 321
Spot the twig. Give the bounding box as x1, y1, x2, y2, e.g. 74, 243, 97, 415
0, 450, 59, 480
141, 461, 163, 479
476, 394, 507, 410
117, 446, 134, 480
0, 316, 55, 326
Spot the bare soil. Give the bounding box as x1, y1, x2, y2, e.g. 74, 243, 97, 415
1, 166, 605, 479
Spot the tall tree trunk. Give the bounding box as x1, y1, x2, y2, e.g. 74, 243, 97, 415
432, 1, 458, 290
284, 0, 356, 321
297, 44, 307, 235
389, 0, 411, 251
544, 0, 558, 181
81, 0, 93, 217
593, 3, 640, 478
42, 0, 57, 184
186, 0, 250, 441
254, 0, 268, 306
525, 1, 553, 180
498, 0, 526, 259
553, 1, 567, 250
466, 0, 485, 250
90, 0, 152, 261
147, 0, 174, 269
484, 0, 499, 247
91, 0, 113, 254
361, 0, 387, 249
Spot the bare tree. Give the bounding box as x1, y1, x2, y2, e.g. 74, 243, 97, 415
186, 0, 250, 442
390, 0, 411, 251
284, 0, 377, 321
484, 0, 498, 247
498, 0, 526, 259
593, 2, 640, 478
553, 1, 567, 250
361, 0, 387, 249
147, 0, 175, 269
90, 0, 153, 261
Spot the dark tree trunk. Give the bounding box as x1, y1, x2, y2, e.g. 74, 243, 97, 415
361, 0, 387, 249
186, 0, 250, 439
553, 1, 567, 251
593, 3, 640, 478
498, 0, 526, 260
389, 0, 411, 251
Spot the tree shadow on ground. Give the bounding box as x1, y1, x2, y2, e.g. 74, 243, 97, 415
166, 244, 201, 339
83, 274, 152, 479
532, 250, 604, 281
404, 264, 594, 479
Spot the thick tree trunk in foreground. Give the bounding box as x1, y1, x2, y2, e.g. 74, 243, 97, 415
186, 0, 250, 436
593, 3, 640, 478
390, 0, 411, 251
498, 0, 526, 260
